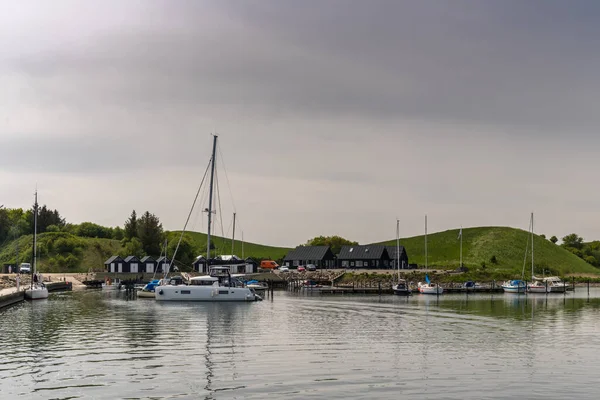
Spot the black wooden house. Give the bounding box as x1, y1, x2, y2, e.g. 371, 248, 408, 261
337, 245, 391, 269
283, 246, 336, 269
385, 246, 409, 269
124, 256, 142, 274
140, 256, 157, 273
104, 256, 125, 273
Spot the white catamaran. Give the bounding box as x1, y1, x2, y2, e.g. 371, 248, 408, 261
155, 135, 261, 302
25, 190, 49, 300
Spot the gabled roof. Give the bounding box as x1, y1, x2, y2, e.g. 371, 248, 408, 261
104, 255, 123, 265
385, 245, 407, 261
124, 256, 141, 263
284, 246, 334, 261
156, 256, 171, 263
337, 245, 389, 260
140, 256, 155, 263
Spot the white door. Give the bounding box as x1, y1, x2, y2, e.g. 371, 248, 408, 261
146, 263, 153, 273
131, 263, 138, 273
118, 263, 123, 273
110, 263, 115, 273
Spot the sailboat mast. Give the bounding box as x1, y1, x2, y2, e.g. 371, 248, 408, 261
231, 212, 236, 255
425, 215, 428, 270
460, 225, 463, 269
531, 212, 534, 279
396, 219, 400, 280
206, 135, 218, 261
32, 190, 38, 289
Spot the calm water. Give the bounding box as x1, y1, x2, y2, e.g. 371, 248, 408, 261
2, 288, 600, 399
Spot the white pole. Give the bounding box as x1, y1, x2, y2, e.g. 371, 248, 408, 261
531, 212, 534, 279
460, 225, 463, 269
396, 219, 400, 280
425, 214, 428, 271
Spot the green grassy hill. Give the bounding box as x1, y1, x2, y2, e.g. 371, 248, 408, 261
381, 227, 598, 277
0, 230, 290, 273
168, 231, 290, 261
0, 232, 122, 273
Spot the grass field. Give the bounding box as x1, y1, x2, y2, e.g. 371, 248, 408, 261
168, 230, 290, 261
380, 226, 598, 277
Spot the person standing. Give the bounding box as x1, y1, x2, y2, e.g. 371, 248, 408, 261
16, 274, 20, 291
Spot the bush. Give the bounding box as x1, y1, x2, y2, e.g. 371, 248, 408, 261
490, 255, 498, 264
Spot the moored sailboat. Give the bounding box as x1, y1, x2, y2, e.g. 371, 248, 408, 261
392, 219, 411, 296
155, 135, 260, 302
25, 190, 49, 300
417, 215, 443, 295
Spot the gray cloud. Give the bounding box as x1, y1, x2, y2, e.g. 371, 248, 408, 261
2, 1, 600, 246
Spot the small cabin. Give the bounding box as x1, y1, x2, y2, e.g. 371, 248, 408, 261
140, 256, 157, 273
156, 256, 171, 273
193, 255, 208, 274
124, 256, 141, 273
104, 256, 125, 273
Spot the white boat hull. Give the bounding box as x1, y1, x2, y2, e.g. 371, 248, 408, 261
528, 285, 550, 293
550, 283, 568, 293
155, 285, 259, 301
502, 286, 526, 293
102, 283, 119, 291
419, 284, 443, 295
25, 286, 49, 300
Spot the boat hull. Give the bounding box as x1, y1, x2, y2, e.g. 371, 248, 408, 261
550, 284, 568, 293
502, 286, 526, 293
419, 285, 443, 295
137, 290, 156, 298
528, 285, 550, 293
155, 285, 259, 301
393, 289, 411, 296
25, 287, 49, 300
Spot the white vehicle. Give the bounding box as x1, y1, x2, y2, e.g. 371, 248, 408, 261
279, 266, 289, 273
19, 263, 31, 274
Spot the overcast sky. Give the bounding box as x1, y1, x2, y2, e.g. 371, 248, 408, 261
1, 1, 600, 247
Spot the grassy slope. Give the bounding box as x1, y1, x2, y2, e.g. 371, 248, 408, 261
380, 226, 598, 277
169, 231, 290, 261
0, 233, 123, 272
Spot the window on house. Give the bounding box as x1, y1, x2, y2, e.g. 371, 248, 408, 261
342, 261, 348, 267
357, 261, 363, 267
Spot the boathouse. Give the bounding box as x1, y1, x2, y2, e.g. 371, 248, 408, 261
192, 255, 208, 273
140, 256, 157, 273
337, 245, 391, 269
385, 246, 409, 269
283, 246, 336, 269
104, 256, 125, 273
156, 256, 171, 273
124, 256, 141, 273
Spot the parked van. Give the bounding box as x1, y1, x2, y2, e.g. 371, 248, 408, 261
260, 260, 279, 269
19, 263, 31, 273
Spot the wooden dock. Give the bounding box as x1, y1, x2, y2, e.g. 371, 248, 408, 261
302, 285, 505, 295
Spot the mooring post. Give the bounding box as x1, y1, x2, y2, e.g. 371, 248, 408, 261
572, 276, 575, 292
378, 281, 381, 295
588, 279, 590, 295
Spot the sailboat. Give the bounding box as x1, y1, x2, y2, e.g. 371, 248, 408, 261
418, 215, 443, 295
527, 213, 550, 293
392, 219, 411, 296
155, 135, 261, 302
25, 190, 49, 300
502, 215, 529, 294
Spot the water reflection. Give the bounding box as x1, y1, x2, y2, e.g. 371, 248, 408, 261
2, 289, 600, 399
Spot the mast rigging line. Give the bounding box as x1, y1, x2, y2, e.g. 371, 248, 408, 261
166, 156, 212, 276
